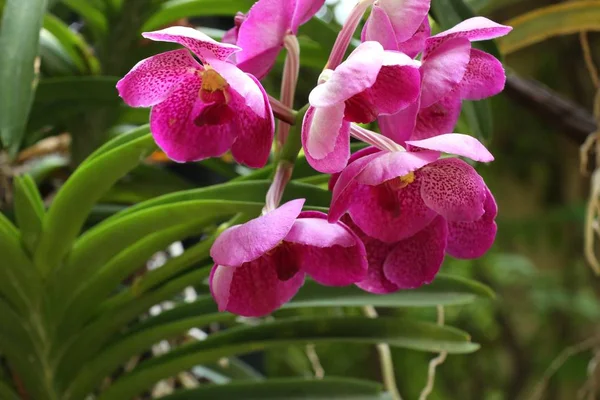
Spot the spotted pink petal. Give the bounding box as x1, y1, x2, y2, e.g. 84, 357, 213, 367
210, 199, 305, 267
230, 75, 274, 168
309, 41, 384, 108
149, 74, 235, 162
142, 27, 240, 64
383, 216, 448, 289
420, 37, 471, 108
419, 158, 486, 222
411, 93, 462, 140
458, 49, 506, 100
209, 261, 305, 317
210, 59, 266, 118
356, 150, 441, 186
429, 17, 512, 45
447, 187, 497, 258
361, 5, 398, 51
378, 101, 419, 145
406, 133, 494, 162
397, 17, 431, 58
328, 151, 383, 222
344, 216, 400, 294
286, 212, 368, 285
376, 0, 431, 43
291, 0, 326, 31
302, 104, 350, 173
116, 49, 199, 108
349, 173, 437, 243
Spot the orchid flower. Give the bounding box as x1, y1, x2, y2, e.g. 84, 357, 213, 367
210, 199, 368, 317
223, 0, 325, 79
328, 133, 496, 246
301, 41, 421, 174
378, 17, 512, 144
117, 27, 274, 167
361, 0, 431, 57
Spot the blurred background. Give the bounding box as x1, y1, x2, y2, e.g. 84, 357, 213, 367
1, 0, 600, 399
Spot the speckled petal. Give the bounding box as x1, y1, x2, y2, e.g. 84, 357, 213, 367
420, 37, 470, 108
209, 261, 305, 317
349, 173, 437, 243
286, 212, 368, 285
412, 93, 462, 140
406, 133, 494, 162
117, 49, 199, 108
344, 216, 400, 294
383, 216, 448, 289
210, 199, 305, 267
143, 27, 240, 63
419, 158, 486, 222
447, 187, 497, 258
397, 17, 430, 58
428, 17, 512, 46
356, 150, 441, 186
458, 49, 506, 100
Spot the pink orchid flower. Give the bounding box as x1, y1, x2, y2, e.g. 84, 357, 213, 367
223, 0, 325, 79
343, 183, 497, 293
117, 27, 274, 167
328, 134, 496, 247
361, 0, 431, 58
301, 41, 421, 174
209, 199, 368, 317
378, 17, 512, 144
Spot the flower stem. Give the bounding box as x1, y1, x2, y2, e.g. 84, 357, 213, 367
326, 0, 373, 70
276, 34, 301, 151
418, 306, 448, 400
350, 124, 405, 152
269, 95, 297, 125
363, 305, 403, 400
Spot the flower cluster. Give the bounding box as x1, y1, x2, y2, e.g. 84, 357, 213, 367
117, 0, 510, 317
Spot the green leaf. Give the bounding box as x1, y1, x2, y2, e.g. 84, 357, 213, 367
430, 0, 497, 142
158, 378, 387, 400
85, 123, 149, 163
39, 29, 80, 76
499, 1, 600, 55
34, 76, 119, 104
0, 0, 47, 154
42, 13, 100, 74
63, 0, 108, 40
0, 380, 20, 400
93, 316, 478, 400
12, 175, 44, 253
141, 0, 254, 32
33, 131, 156, 275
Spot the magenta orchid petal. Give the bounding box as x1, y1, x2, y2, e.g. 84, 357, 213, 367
142, 27, 240, 63
328, 146, 382, 191
447, 187, 497, 259
397, 17, 431, 58
383, 216, 448, 289
209, 262, 305, 317
230, 75, 274, 168
149, 74, 234, 162
412, 94, 462, 140
286, 213, 368, 285
458, 48, 506, 100
378, 101, 419, 145
343, 216, 400, 294
348, 174, 437, 243
376, 0, 431, 43
406, 133, 494, 162
356, 150, 441, 186
236, 47, 283, 81
328, 151, 384, 222
419, 158, 486, 222
291, 0, 326, 31
210, 199, 305, 267
302, 105, 351, 173
420, 37, 471, 108
429, 17, 512, 45
210, 59, 266, 118
116, 49, 198, 108
361, 5, 398, 51
309, 41, 384, 107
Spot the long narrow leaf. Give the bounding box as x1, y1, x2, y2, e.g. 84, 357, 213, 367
12, 175, 44, 253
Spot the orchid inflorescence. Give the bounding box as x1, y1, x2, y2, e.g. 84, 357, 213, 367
117, 0, 511, 317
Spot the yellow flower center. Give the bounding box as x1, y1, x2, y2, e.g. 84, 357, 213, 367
386, 172, 415, 190
198, 66, 230, 104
